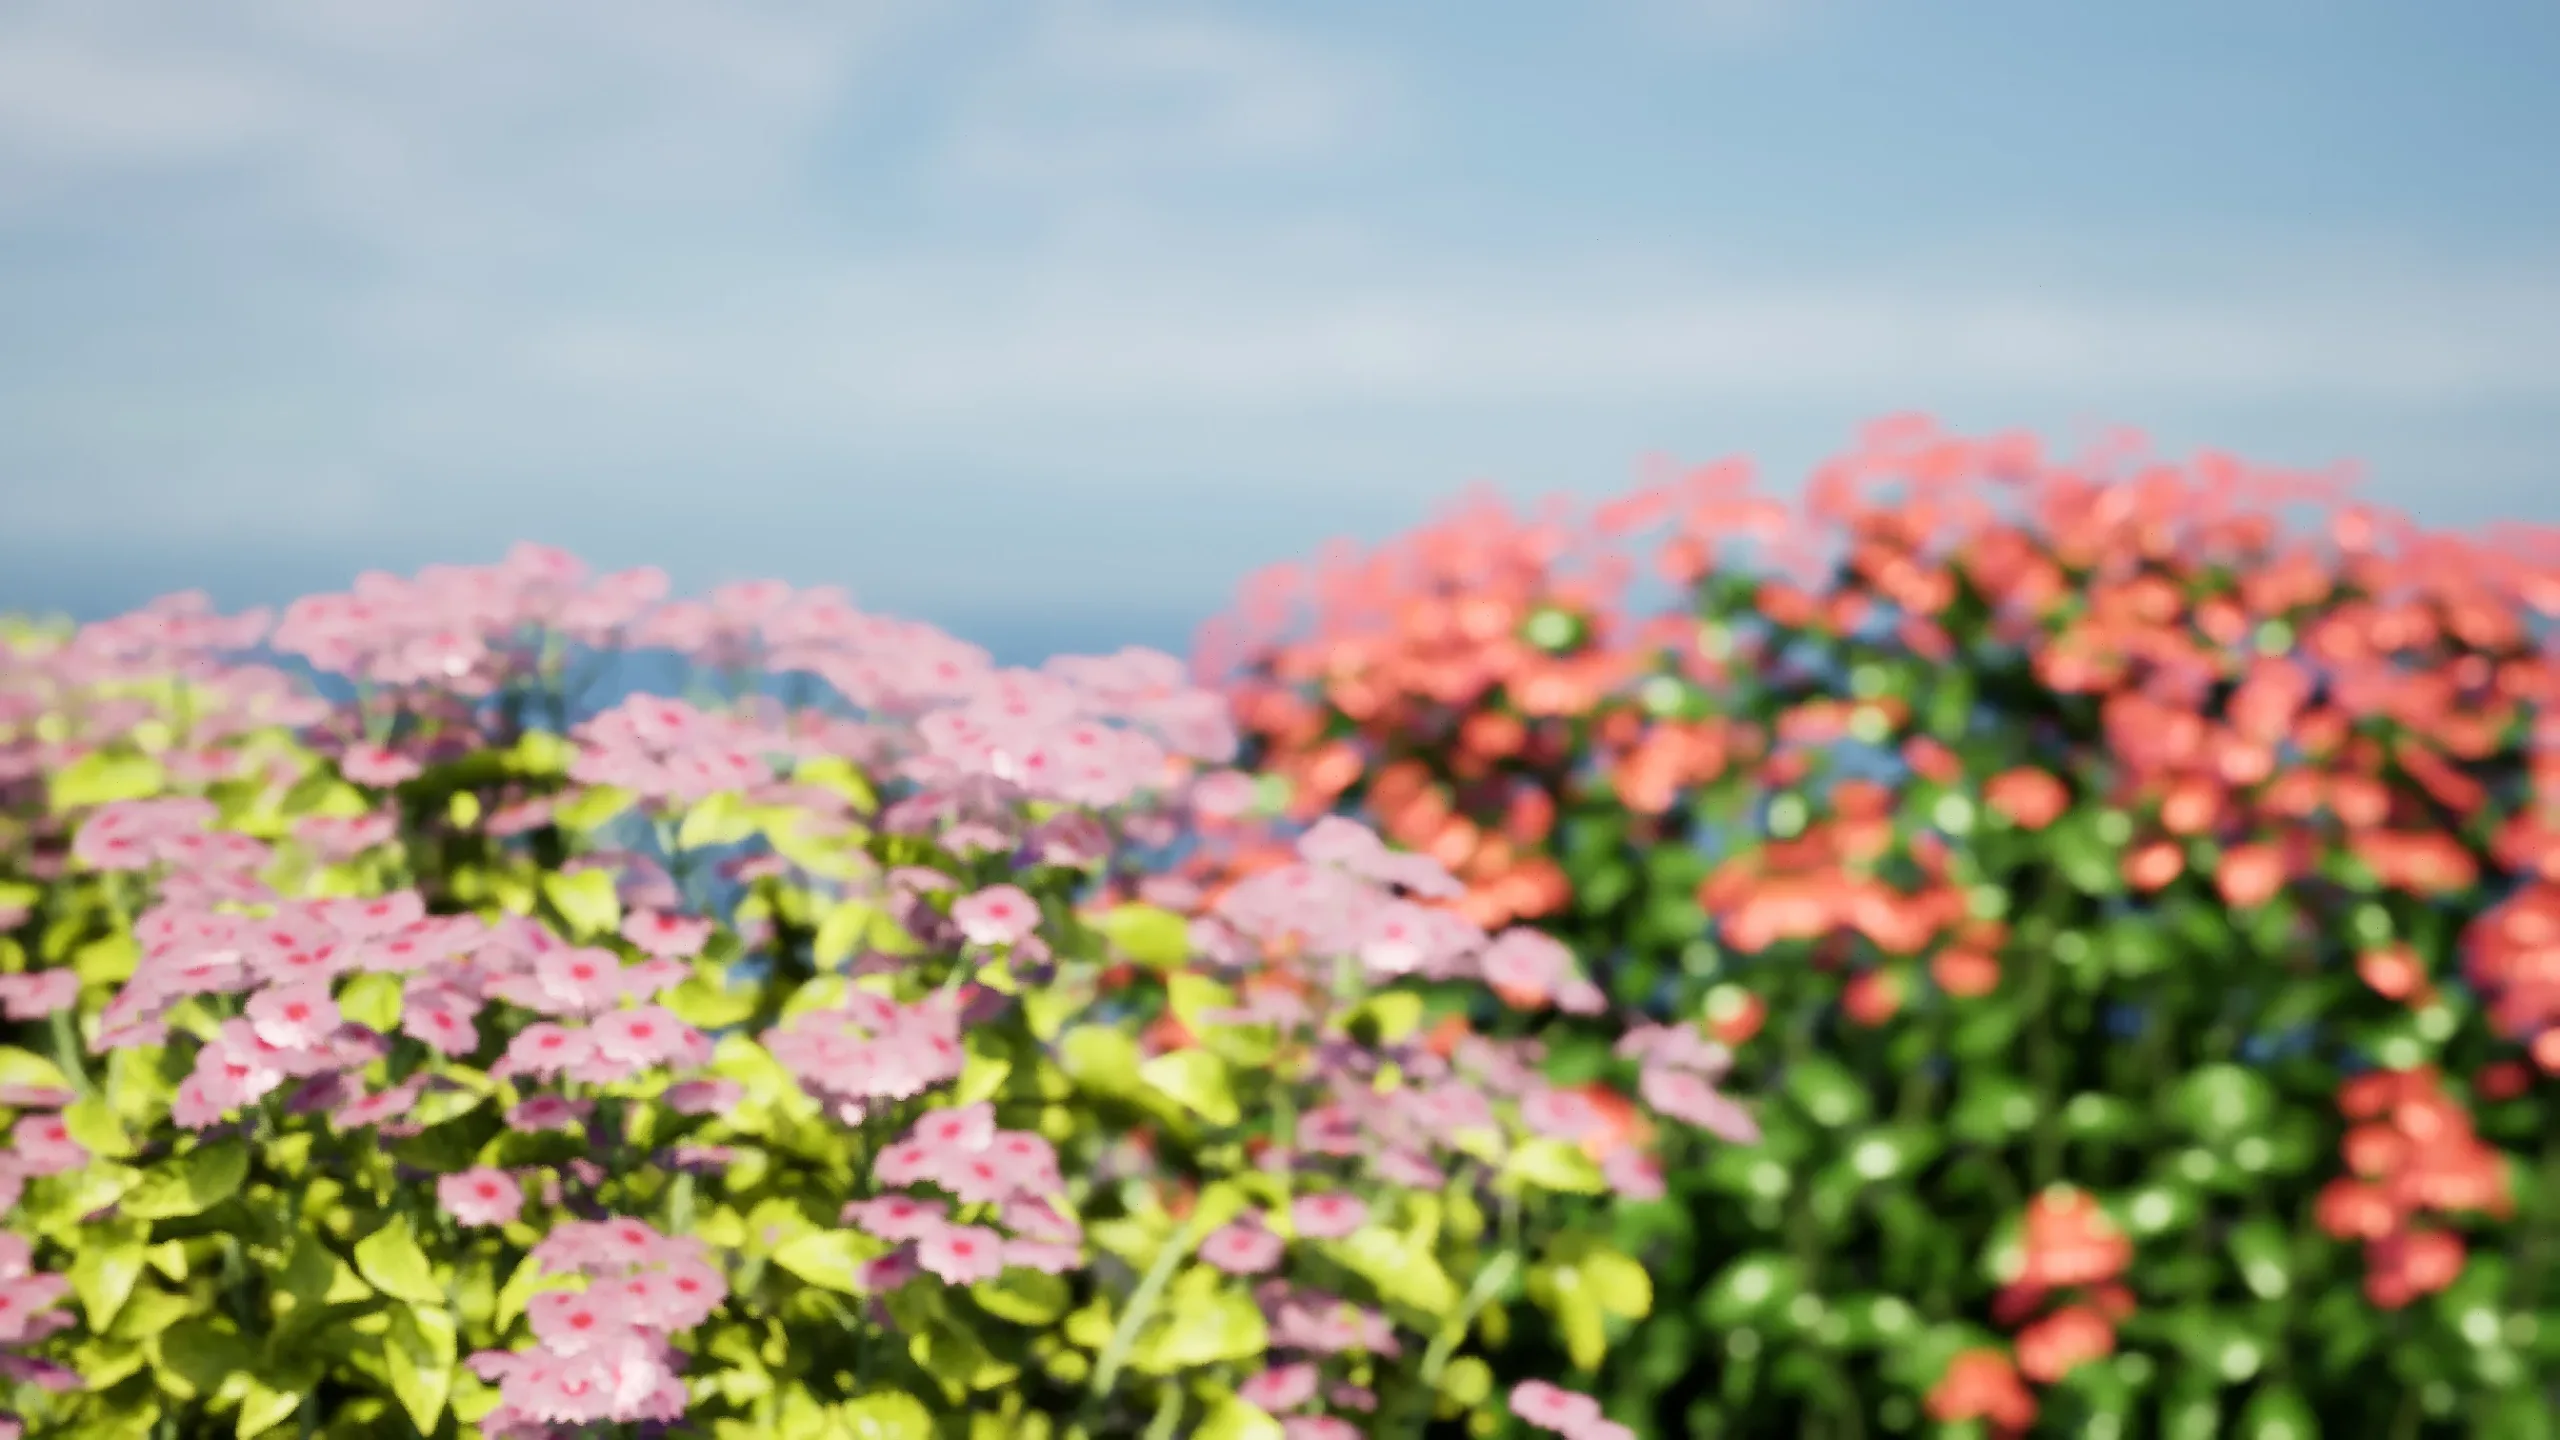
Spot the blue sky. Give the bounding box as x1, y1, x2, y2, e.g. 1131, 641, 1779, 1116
1, 0, 2555, 663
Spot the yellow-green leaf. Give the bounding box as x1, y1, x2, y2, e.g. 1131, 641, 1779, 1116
70, 1221, 149, 1332
1096, 904, 1191, 971
665, 964, 759, 1029
1578, 1246, 1653, 1320
1059, 1026, 1144, 1096
814, 900, 877, 967
1139, 1049, 1240, 1126
63, 1093, 134, 1159
794, 757, 880, 813
540, 870, 621, 940
354, 1217, 445, 1306
336, 973, 403, 1035
837, 1390, 934, 1440
678, 792, 759, 850
1501, 1138, 1607, 1195
493, 1252, 578, 1331
236, 1377, 301, 1439
0, 1046, 69, 1092
969, 1268, 1069, 1326
554, 784, 636, 834
75, 933, 140, 987
1195, 1393, 1286, 1440
50, 752, 167, 812
774, 1229, 880, 1296
120, 1141, 248, 1220
385, 1303, 457, 1434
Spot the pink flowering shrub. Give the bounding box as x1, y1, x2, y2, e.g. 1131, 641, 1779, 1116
0, 551, 1754, 1438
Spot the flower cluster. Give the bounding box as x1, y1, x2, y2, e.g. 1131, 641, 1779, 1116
471, 1219, 724, 1433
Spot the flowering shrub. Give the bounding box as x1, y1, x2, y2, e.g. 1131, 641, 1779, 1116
0, 557, 1756, 1437
1199, 416, 2560, 1437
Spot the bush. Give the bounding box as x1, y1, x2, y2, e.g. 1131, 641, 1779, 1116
0, 562, 1752, 1438
1197, 415, 2560, 1437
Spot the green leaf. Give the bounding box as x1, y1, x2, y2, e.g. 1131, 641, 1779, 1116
1576, 1245, 1655, 1320
1193, 1393, 1285, 1440
0, 1046, 71, 1092
1553, 1279, 1609, 1370
1059, 1026, 1145, 1096
336, 973, 403, 1035
75, 932, 140, 986
1501, 1138, 1608, 1195
493, 1252, 578, 1331
1135, 1284, 1269, 1371
51, 752, 167, 812
1783, 1056, 1871, 1128
1948, 1074, 2041, 1144
384, 1303, 457, 1435
1334, 1227, 1461, 1315
2172, 1064, 2274, 1145
63, 1093, 134, 1159
1698, 1252, 1805, 1327
970, 1268, 1069, 1326
120, 1141, 249, 1220
2235, 1382, 2316, 1440
813, 900, 880, 968
1097, 903, 1192, 971
70, 1219, 149, 1330
354, 1216, 445, 1306
2227, 1217, 2292, 1301
837, 1390, 935, 1440
553, 784, 636, 834
236, 1377, 301, 1440
664, 962, 758, 1029
1139, 1049, 1240, 1126
774, 1229, 880, 1296
152, 1317, 255, 1400
540, 869, 622, 940
679, 792, 761, 850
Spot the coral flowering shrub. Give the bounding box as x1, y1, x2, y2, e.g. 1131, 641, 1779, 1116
1199, 418, 2560, 1437
0, 557, 1756, 1438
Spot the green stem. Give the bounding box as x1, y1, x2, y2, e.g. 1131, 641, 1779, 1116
1398, 1249, 1522, 1437
49, 1007, 93, 1098
1090, 1215, 1206, 1401
1142, 1384, 1184, 1440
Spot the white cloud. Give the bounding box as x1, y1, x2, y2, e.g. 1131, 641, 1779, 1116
938, 0, 1396, 192
0, 0, 2552, 591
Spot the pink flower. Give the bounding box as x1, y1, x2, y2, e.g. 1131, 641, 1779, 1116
915, 1225, 1005, 1286
1639, 1065, 1761, 1145
620, 911, 712, 959
496, 1023, 594, 1081
0, 972, 78, 1022
950, 885, 1040, 947
843, 1195, 948, 1242
1201, 1217, 1285, 1275
1289, 1193, 1368, 1240
1001, 1240, 1082, 1274
5, 1116, 83, 1177
505, 1094, 593, 1134
1239, 1361, 1320, 1411
438, 1168, 525, 1227
530, 949, 630, 1017
340, 744, 424, 786
1510, 1380, 1609, 1435
661, 1078, 741, 1115
525, 1291, 635, 1358
402, 998, 479, 1056
1280, 1418, 1361, 1440
245, 981, 340, 1050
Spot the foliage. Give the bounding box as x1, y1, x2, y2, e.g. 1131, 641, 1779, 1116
0, 561, 1756, 1438
1197, 415, 2560, 1437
